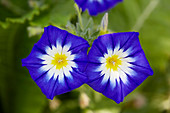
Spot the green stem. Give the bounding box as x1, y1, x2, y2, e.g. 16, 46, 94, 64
74, 4, 84, 30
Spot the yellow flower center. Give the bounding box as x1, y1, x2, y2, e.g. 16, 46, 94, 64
106, 55, 122, 71
51, 53, 68, 69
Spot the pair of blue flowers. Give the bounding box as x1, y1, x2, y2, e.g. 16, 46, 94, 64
22, 25, 153, 104
22, 0, 153, 104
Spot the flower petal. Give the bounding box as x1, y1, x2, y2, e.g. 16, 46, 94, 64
22, 25, 89, 99
75, 0, 123, 16
86, 32, 153, 103
22, 45, 45, 65
65, 33, 90, 54
46, 25, 68, 47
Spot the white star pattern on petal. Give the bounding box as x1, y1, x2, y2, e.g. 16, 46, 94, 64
96, 45, 136, 89
89, 0, 103, 3
38, 43, 77, 83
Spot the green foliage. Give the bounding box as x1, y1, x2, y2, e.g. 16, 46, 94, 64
30, 0, 75, 27
0, 24, 47, 113
0, 0, 169, 113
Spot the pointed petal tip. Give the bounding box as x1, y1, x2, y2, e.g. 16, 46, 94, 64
49, 95, 54, 100
149, 68, 154, 76
103, 91, 124, 104
21, 58, 27, 67
114, 100, 122, 104
44, 92, 55, 100
133, 32, 139, 36
44, 25, 53, 31
44, 25, 65, 34
46, 95, 54, 100
45, 25, 53, 28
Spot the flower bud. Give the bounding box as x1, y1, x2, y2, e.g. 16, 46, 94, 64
100, 13, 108, 35
79, 92, 90, 109
49, 98, 60, 110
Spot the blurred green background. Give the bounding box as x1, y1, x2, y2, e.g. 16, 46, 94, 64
0, 0, 169, 113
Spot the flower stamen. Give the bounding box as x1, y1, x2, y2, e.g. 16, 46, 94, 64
106, 55, 122, 71
51, 53, 68, 69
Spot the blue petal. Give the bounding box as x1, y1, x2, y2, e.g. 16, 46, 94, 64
75, 0, 123, 16
23, 64, 45, 81
87, 41, 104, 63
35, 28, 51, 52
113, 65, 152, 103
111, 32, 153, 70
22, 45, 45, 66
51, 69, 88, 98
46, 25, 68, 47
50, 76, 71, 98
102, 79, 123, 103
98, 34, 114, 49
35, 25, 68, 51
22, 25, 89, 99
111, 32, 140, 55
86, 32, 153, 103
86, 63, 102, 81
74, 48, 89, 62
84, 1, 98, 15
74, 0, 86, 7
74, 48, 89, 72
87, 75, 108, 93
130, 51, 153, 71
35, 74, 60, 99
67, 68, 88, 88
65, 33, 90, 73
87, 34, 114, 64
65, 33, 90, 54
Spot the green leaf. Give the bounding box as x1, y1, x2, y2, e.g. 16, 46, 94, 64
30, 0, 75, 27
6, 8, 40, 24
0, 21, 9, 28
0, 0, 48, 28
0, 24, 46, 113
0, 0, 30, 15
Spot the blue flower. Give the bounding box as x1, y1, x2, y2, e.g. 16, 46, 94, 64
22, 25, 90, 99
74, 0, 123, 16
86, 32, 153, 103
